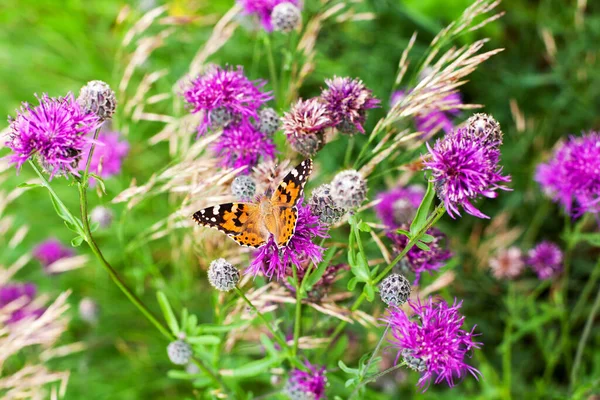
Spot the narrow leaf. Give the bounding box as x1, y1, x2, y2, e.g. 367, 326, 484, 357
187, 335, 221, 345
410, 179, 435, 236
415, 241, 431, 251
156, 291, 180, 335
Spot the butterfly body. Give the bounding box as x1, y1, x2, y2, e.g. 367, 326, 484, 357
193, 159, 313, 249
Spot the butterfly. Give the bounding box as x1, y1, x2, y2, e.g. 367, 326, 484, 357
192, 159, 313, 249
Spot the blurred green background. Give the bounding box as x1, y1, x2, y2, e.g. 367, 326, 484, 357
1, 0, 600, 398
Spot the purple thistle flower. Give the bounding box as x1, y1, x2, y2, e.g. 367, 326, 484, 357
0, 283, 45, 324
282, 98, 332, 157
33, 238, 74, 269
535, 131, 600, 217
527, 241, 563, 280
247, 201, 328, 280
78, 131, 129, 185
375, 185, 424, 229
6, 93, 99, 178
182, 66, 272, 136
238, 0, 301, 32
321, 76, 380, 135
391, 90, 462, 137
383, 297, 482, 391
389, 227, 452, 286
285, 361, 327, 400
424, 127, 511, 219
213, 118, 276, 173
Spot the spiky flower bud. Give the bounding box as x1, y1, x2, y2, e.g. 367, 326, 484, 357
466, 113, 502, 146
90, 206, 114, 229
282, 99, 331, 157
209, 106, 236, 129
401, 348, 426, 372
167, 340, 193, 365
330, 170, 367, 209
379, 273, 411, 306
290, 133, 324, 157
77, 80, 117, 121
258, 107, 280, 136
231, 175, 257, 201
308, 184, 346, 225
208, 259, 240, 292
271, 2, 301, 33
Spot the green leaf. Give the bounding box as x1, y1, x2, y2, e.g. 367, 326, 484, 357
305, 247, 337, 290
410, 178, 435, 236
224, 357, 280, 378
415, 241, 431, 251
156, 291, 180, 335
181, 308, 189, 333
64, 220, 80, 233
17, 182, 43, 189
577, 233, 600, 247
420, 233, 435, 243
89, 221, 100, 233
198, 322, 247, 333
71, 235, 84, 247
259, 334, 278, 356
338, 360, 359, 375
187, 335, 221, 345
363, 284, 375, 302
395, 228, 411, 237
347, 277, 359, 291
89, 173, 106, 194
358, 221, 372, 232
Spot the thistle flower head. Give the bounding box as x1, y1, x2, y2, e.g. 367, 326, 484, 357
527, 241, 563, 280
489, 247, 524, 280
208, 259, 240, 291
383, 297, 482, 391
182, 66, 272, 135
465, 113, 502, 146
0, 283, 44, 324
379, 273, 411, 307
33, 239, 74, 269
284, 362, 327, 400
282, 98, 331, 157
375, 185, 424, 229
389, 227, 452, 286
78, 131, 129, 185
535, 131, 600, 216
238, 0, 301, 32
272, 2, 302, 33
77, 80, 117, 121
330, 170, 367, 209
308, 184, 347, 225
213, 119, 276, 173
424, 127, 511, 219
231, 175, 257, 201
90, 206, 114, 229
258, 107, 280, 136
167, 340, 193, 365
7, 93, 99, 178
247, 201, 328, 280
321, 76, 380, 135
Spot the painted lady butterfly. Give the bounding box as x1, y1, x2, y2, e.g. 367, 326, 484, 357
192, 159, 313, 248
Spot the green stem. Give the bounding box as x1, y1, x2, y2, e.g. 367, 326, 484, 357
570, 284, 600, 390
349, 324, 390, 399
502, 284, 514, 400
292, 264, 302, 358
355, 362, 406, 391
571, 260, 600, 323
262, 34, 279, 108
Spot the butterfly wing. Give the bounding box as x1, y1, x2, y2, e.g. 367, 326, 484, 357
192, 203, 268, 248
270, 159, 313, 247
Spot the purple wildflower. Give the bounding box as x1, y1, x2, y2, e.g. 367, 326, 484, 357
489, 247, 524, 280
247, 201, 328, 280
78, 131, 129, 185
6, 93, 99, 178
0, 283, 45, 324
238, 0, 300, 32
383, 297, 482, 391
535, 131, 600, 216
282, 98, 332, 157
389, 227, 452, 286
424, 127, 511, 219
375, 185, 424, 229
527, 241, 563, 280
285, 361, 327, 400
182, 66, 272, 136
213, 119, 276, 173
391, 90, 462, 137
321, 76, 380, 135
33, 238, 74, 269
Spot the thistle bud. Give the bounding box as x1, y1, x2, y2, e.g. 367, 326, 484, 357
208, 259, 240, 292
167, 340, 193, 365
258, 107, 280, 136
308, 184, 346, 225
231, 175, 257, 201
272, 2, 302, 33
77, 80, 117, 121
379, 273, 411, 307
330, 170, 367, 209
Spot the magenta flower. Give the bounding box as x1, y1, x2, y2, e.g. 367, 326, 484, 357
424, 127, 511, 219
391, 91, 462, 137
213, 119, 276, 173
33, 238, 74, 269
6, 93, 99, 178
247, 201, 328, 280
0, 283, 45, 324
535, 131, 600, 217
78, 131, 129, 185
284, 361, 327, 400
182, 66, 272, 136
383, 297, 482, 391
321, 76, 380, 134
238, 0, 301, 32
389, 227, 452, 286
527, 241, 563, 280
375, 185, 424, 229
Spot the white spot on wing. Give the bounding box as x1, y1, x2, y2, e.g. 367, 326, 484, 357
291, 168, 299, 177
211, 217, 217, 222
213, 205, 220, 215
